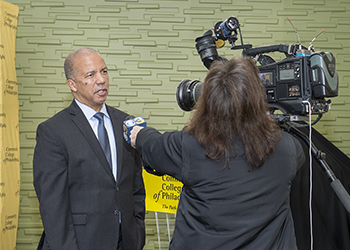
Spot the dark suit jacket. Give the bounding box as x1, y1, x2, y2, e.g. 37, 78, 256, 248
33, 100, 145, 250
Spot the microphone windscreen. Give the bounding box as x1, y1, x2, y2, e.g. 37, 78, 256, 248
125, 115, 135, 121
123, 116, 146, 143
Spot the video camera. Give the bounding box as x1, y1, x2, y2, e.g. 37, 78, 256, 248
176, 16, 339, 118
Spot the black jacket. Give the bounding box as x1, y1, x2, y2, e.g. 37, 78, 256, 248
137, 127, 305, 250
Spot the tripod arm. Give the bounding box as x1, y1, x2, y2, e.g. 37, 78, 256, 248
285, 124, 350, 213
330, 180, 350, 213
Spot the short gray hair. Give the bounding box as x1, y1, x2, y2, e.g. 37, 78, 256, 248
64, 47, 100, 80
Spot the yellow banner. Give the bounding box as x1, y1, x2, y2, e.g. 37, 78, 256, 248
143, 169, 182, 214
0, 1, 20, 249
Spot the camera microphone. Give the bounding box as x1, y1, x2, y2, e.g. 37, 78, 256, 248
123, 116, 146, 143
286, 17, 312, 57
308, 29, 325, 50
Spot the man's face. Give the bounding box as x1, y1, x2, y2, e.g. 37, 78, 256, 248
67, 52, 109, 111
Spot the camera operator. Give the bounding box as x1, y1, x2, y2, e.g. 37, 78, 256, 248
130, 57, 305, 250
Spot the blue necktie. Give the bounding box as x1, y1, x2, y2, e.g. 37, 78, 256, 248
94, 112, 112, 169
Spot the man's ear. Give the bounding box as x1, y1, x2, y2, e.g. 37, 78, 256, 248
67, 79, 77, 92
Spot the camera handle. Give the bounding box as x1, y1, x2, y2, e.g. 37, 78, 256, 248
241, 44, 299, 57
281, 122, 350, 213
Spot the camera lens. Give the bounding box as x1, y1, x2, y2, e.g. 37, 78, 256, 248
195, 30, 219, 69
176, 79, 203, 111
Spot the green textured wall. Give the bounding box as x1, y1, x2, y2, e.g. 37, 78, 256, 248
5, 0, 350, 249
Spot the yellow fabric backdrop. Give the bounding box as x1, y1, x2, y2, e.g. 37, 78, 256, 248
0, 1, 20, 249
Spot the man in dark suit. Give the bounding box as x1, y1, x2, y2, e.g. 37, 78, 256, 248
33, 47, 145, 250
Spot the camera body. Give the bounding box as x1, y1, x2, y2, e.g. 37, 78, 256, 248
258, 52, 338, 115
177, 17, 339, 116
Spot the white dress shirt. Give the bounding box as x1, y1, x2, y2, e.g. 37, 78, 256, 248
75, 99, 117, 180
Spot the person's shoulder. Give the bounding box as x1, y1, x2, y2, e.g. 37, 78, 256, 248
279, 130, 303, 149
39, 105, 72, 127
280, 130, 297, 141
280, 130, 289, 137
106, 105, 129, 119
169, 128, 195, 143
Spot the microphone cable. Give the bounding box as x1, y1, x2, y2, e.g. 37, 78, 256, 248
307, 101, 313, 250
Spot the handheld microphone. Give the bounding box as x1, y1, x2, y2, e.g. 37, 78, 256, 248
123, 116, 164, 176
123, 116, 146, 143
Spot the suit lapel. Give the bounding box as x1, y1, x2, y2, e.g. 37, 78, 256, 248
107, 105, 124, 184
68, 101, 115, 182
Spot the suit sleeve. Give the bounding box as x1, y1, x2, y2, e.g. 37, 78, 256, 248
33, 122, 79, 250
135, 127, 183, 181
132, 150, 146, 247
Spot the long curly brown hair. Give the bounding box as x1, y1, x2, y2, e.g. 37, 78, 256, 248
186, 57, 281, 169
